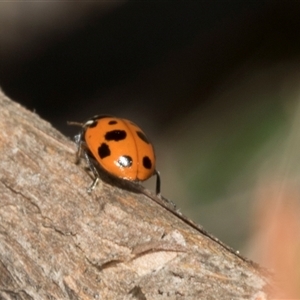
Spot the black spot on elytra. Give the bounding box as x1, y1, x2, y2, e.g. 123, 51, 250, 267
117, 155, 133, 168
108, 120, 117, 125
143, 156, 152, 169
105, 130, 127, 141
136, 131, 149, 144
88, 120, 98, 128
98, 143, 111, 159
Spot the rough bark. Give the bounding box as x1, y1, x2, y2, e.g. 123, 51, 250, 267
0, 90, 273, 299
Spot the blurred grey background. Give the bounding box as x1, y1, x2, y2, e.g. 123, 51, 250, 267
1, 1, 300, 259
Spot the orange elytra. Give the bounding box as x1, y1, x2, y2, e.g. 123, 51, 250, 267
73, 115, 161, 194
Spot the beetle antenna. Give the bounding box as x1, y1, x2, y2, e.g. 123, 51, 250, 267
67, 121, 84, 127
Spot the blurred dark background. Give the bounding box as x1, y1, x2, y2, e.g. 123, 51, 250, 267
1, 1, 300, 259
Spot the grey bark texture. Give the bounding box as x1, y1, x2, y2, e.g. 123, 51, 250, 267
0, 90, 274, 299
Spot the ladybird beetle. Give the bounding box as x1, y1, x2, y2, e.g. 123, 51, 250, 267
73, 115, 161, 195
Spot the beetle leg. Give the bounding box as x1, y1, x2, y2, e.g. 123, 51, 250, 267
83, 151, 100, 193
74, 133, 84, 164
155, 170, 177, 208
155, 169, 161, 196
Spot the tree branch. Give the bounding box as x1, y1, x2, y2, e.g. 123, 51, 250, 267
0, 90, 274, 299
